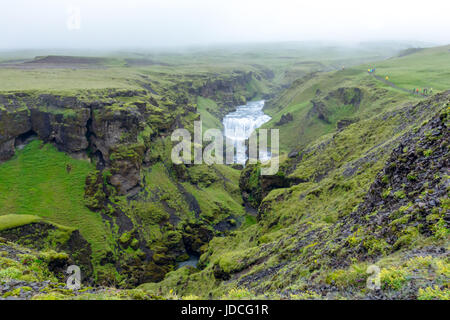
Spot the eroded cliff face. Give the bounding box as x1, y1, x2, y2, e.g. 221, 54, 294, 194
0, 88, 201, 285
0, 89, 166, 195
0, 221, 94, 283
173, 71, 271, 119
0, 70, 262, 287
0, 71, 266, 200
1, 93, 87, 160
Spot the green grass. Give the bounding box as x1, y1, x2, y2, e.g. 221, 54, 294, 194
242, 215, 257, 228
0, 67, 141, 91
0, 140, 113, 264
0, 214, 42, 232
182, 164, 244, 222
0, 42, 405, 93
372, 45, 450, 91
197, 97, 223, 131
261, 45, 450, 153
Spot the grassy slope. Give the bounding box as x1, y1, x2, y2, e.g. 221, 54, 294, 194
0, 141, 113, 265
182, 164, 245, 223
0, 214, 42, 232
373, 45, 450, 91
197, 97, 223, 131
262, 45, 450, 154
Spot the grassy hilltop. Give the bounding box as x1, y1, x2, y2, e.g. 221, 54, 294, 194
263, 44, 450, 154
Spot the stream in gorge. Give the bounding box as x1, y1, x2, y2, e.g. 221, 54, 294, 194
176, 100, 271, 270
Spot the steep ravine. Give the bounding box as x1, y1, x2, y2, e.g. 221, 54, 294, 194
0, 70, 272, 287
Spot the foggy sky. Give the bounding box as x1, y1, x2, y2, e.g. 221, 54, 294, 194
1, 0, 449, 49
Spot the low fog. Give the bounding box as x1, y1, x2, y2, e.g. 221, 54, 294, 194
1, 0, 449, 49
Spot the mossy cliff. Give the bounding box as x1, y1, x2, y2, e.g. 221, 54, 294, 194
0, 237, 158, 300
0, 215, 93, 282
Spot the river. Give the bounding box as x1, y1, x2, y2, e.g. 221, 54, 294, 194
222, 100, 271, 165
176, 101, 271, 270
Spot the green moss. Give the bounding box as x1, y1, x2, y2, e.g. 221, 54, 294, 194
221, 288, 256, 300
325, 263, 368, 289
380, 267, 408, 290
418, 286, 450, 300
130, 238, 139, 248
393, 190, 406, 199
119, 232, 132, 245
382, 187, 392, 199
0, 214, 42, 232
0, 267, 23, 281
393, 226, 420, 249
110, 143, 145, 164
431, 218, 449, 240
363, 236, 389, 256
38, 250, 69, 264
216, 247, 260, 274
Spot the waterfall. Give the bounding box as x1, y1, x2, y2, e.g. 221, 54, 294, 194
222, 100, 271, 165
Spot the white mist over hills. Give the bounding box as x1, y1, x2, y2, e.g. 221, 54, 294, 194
1, 0, 449, 49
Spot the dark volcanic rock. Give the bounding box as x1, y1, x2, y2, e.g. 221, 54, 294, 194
0, 222, 93, 283
276, 112, 293, 125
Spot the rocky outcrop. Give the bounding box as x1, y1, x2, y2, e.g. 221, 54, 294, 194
194, 72, 253, 103
336, 118, 358, 130
308, 99, 330, 123
276, 112, 293, 126
239, 163, 305, 210
0, 90, 150, 195
339, 106, 449, 254
109, 144, 145, 195
0, 221, 93, 283
171, 71, 258, 118
328, 87, 362, 107
182, 221, 214, 255
0, 93, 96, 159
307, 87, 363, 124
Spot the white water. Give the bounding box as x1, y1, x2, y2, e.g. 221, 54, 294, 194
223, 100, 271, 165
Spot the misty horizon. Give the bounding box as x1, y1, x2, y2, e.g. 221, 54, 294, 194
1, 0, 449, 50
